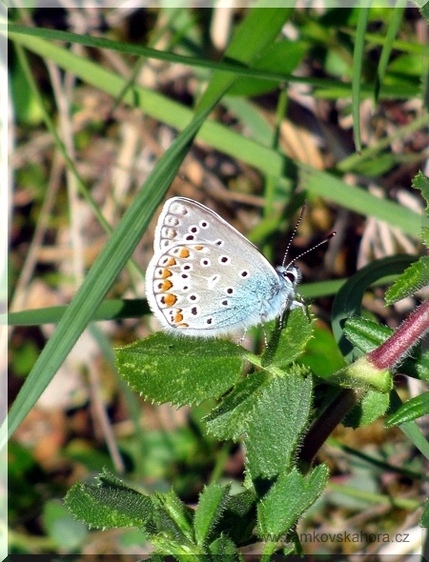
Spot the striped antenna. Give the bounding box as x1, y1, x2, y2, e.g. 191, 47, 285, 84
281, 201, 307, 268
282, 201, 336, 268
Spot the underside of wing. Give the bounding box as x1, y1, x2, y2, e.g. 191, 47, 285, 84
146, 239, 281, 336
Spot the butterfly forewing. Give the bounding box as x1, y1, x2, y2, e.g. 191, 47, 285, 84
146, 197, 285, 336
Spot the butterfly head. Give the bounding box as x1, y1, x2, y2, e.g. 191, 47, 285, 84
276, 264, 302, 288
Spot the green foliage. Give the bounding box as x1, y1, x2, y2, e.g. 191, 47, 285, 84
227, 39, 307, 97
243, 367, 312, 484
65, 462, 328, 558
385, 257, 429, 304
65, 469, 157, 530
261, 308, 314, 368
343, 389, 390, 428
344, 317, 429, 382
256, 465, 328, 541
385, 173, 429, 304
67, 309, 328, 556
385, 392, 429, 428
193, 484, 231, 546
7, 4, 429, 557
331, 172, 429, 438
116, 335, 245, 407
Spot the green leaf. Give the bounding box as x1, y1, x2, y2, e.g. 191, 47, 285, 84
208, 534, 238, 558
331, 254, 416, 363
64, 469, 156, 531
374, 2, 406, 103
204, 371, 269, 440
116, 333, 245, 407
256, 465, 329, 540
388, 392, 429, 460
349, 153, 397, 177
344, 317, 393, 353
7, 299, 149, 326
300, 324, 345, 378
388, 52, 423, 77
413, 171, 429, 212
342, 389, 390, 428
197, 6, 292, 113
412, 172, 429, 246
385, 257, 429, 304
244, 367, 313, 485
154, 489, 195, 546
385, 391, 429, 427
214, 489, 256, 547
262, 307, 314, 369
420, 497, 429, 528
194, 483, 231, 547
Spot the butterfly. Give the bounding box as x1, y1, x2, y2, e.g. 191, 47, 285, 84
145, 197, 334, 338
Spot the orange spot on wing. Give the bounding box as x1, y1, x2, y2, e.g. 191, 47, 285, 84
166, 257, 176, 266
161, 280, 173, 292
163, 294, 177, 307
194, 245, 204, 251
161, 268, 172, 278
179, 248, 190, 258
174, 311, 184, 323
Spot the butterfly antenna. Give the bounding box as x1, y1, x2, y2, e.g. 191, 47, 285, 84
281, 201, 307, 268
285, 231, 336, 269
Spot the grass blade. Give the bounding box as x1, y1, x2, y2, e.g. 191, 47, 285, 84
4, 6, 294, 448
352, 7, 370, 153
374, 1, 406, 103
4, 108, 211, 446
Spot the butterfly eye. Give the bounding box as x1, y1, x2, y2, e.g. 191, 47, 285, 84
285, 271, 297, 283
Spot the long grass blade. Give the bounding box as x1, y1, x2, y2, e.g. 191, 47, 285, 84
374, 1, 406, 104
352, 6, 370, 154
3, 109, 211, 446
4, 6, 293, 448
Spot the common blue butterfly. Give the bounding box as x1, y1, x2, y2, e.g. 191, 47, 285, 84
145, 197, 330, 338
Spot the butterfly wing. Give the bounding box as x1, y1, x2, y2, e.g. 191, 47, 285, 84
146, 197, 286, 336
152, 197, 257, 252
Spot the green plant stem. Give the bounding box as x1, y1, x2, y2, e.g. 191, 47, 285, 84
261, 540, 279, 559
299, 388, 362, 469
209, 442, 233, 484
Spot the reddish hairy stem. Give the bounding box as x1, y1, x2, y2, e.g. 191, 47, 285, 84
368, 300, 429, 370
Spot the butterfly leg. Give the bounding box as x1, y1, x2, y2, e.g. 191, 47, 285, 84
290, 297, 310, 321
238, 328, 248, 345
262, 324, 268, 348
